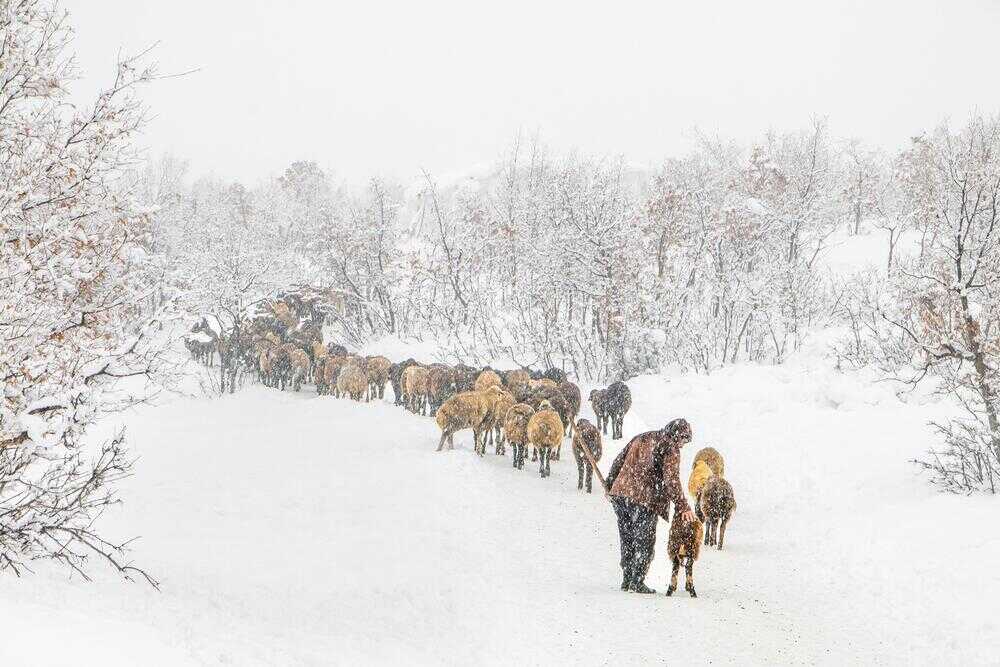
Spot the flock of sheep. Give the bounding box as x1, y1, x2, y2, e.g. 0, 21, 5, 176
185, 295, 737, 596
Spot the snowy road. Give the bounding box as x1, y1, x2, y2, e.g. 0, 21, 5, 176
2, 362, 998, 665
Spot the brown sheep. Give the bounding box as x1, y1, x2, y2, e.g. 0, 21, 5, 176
589, 388, 611, 434
323, 355, 347, 397
474, 369, 502, 392
281, 343, 310, 392
666, 514, 704, 598
434, 387, 498, 453
696, 475, 736, 550
553, 381, 581, 460
365, 355, 392, 401
312, 341, 329, 382
503, 403, 535, 469
688, 460, 715, 499
426, 364, 456, 413
452, 364, 479, 393
337, 365, 367, 401
389, 358, 419, 406
571, 418, 602, 493
502, 369, 531, 396
485, 388, 516, 455
528, 378, 557, 392
527, 400, 563, 478
526, 387, 570, 461
692, 446, 725, 477
604, 381, 631, 439
402, 365, 429, 415
258, 347, 274, 387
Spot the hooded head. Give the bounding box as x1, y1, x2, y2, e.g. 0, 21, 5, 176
663, 418, 692, 446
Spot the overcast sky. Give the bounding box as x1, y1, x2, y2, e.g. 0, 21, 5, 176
62, 0, 1000, 185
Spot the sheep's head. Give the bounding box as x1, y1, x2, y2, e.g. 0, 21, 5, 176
538, 399, 553, 412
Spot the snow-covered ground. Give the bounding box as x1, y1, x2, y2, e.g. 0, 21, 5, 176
2, 342, 998, 665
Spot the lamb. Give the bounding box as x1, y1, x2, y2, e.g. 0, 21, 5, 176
474, 369, 502, 392
571, 418, 602, 493
692, 446, 725, 477
503, 403, 535, 469
336, 364, 367, 401
604, 380, 631, 440
527, 400, 563, 478
589, 389, 610, 434
434, 387, 500, 453
401, 364, 429, 415
665, 514, 704, 598
389, 358, 418, 406
365, 355, 392, 400
696, 475, 736, 550
688, 459, 715, 499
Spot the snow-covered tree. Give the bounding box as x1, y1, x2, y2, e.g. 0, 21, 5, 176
0, 1, 171, 582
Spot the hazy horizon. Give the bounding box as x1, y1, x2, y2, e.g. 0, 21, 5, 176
63, 0, 1000, 185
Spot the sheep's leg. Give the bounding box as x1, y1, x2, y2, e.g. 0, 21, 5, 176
436, 431, 449, 452
585, 462, 593, 493
576, 453, 584, 490
539, 449, 545, 477
666, 557, 680, 596
685, 557, 696, 597
531, 446, 537, 462
718, 516, 728, 550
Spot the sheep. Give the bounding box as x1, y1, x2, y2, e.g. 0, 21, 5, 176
486, 388, 516, 455
270, 345, 291, 390
389, 358, 418, 406
326, 343, 348, 358
528, 378, 557, 392
503, 403, 535, 469
452, 364, 479, 393
692, 446, 725, 477
524, 387, 569, 461
665, 514, 704, 598
337, 364, 367, 401
323, 355, 347, 397
434, 387, 500, 453
312, 341, 329, 383
474, 369, 502, 392
426, 365, 456, 413
571, 418, 602, 493
501, 369, 530, 396
402, 364, 429, 415
287, 347, 311, 392
542, 367, 568, 384
604, 381, 632, 440
696, 475, 736, 550
553, 381, 581, 459
688, 459, 715, 500
258, 347, 274, 387
527, 400, 563, 478
365, 355, 392, 400
589, 388, 610, 434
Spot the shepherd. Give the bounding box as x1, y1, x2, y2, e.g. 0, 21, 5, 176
602, 418, 695, 594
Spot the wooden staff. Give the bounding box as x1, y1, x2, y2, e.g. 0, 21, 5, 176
574, 436, 610, 498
